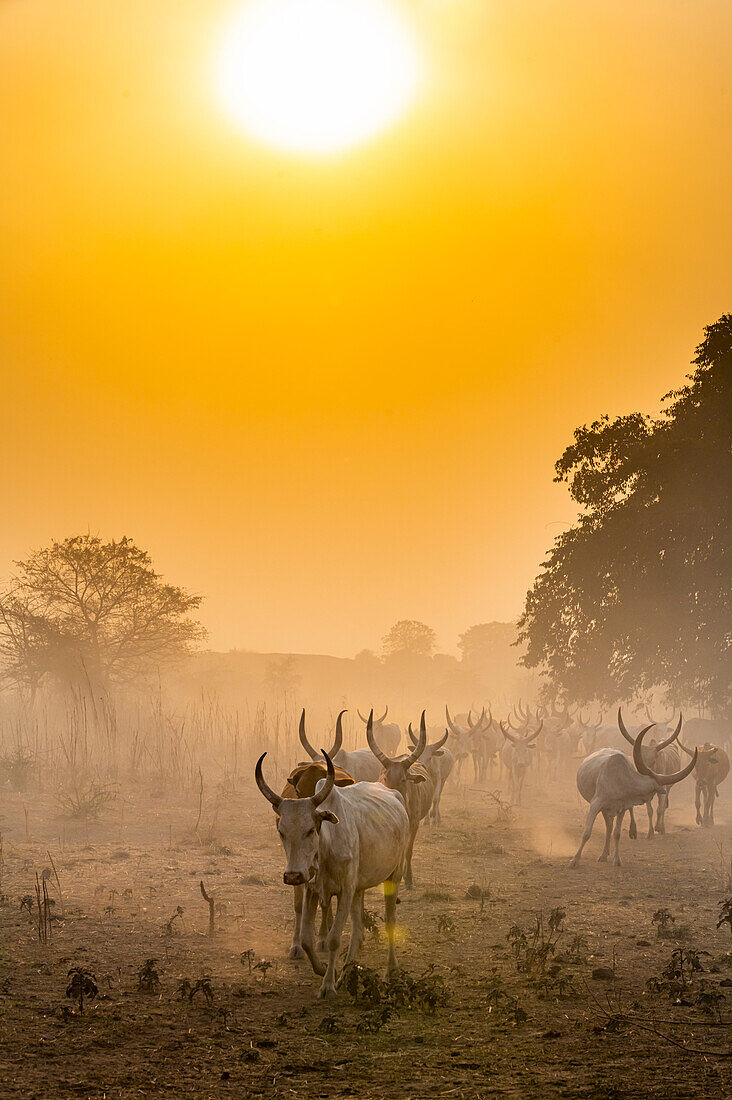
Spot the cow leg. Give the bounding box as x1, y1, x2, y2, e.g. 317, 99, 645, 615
704, 785, 714, 827
569, 799, 602, 867
645, 800, 655, 839
316, 897, 333, 953
404, 826, 418, 891
432, 778, 443, 826
341, 890, 365, 970
695, 780, 703, 826
628, 808, 637, 840
383, 877, 399, 976
289, 884, 306, 959
656, 790, 667, 834
597, 810, 614, 862
319, 889, 353, 998
612, 810, 626, 866
301, 889, 326, 977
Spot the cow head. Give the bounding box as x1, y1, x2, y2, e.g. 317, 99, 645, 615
367, 708, 427, 795
407, 720, 449, 769
499, 717, 543, 768
255, 750, 339, 887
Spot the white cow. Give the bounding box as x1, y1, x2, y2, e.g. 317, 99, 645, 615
298, 710, 382, 783
367, 711, 433, 889
255, 750, 409, 998
499, 718, 543, 804
407, 723, 453, 825
617, 709, 683, 836
356, 706, 402, 756
569, 725, 697, 868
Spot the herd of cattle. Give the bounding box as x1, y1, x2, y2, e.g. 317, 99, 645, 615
253, 704, 730, 998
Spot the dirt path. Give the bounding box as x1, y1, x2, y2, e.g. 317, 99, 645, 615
0, 771, 730, 1098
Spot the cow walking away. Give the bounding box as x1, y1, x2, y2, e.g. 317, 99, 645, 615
569, 724, 697, 868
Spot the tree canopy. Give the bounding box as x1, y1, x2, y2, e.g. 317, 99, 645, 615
0, 535, 205, 697
381, 619, 437, 660
517, 315, 731, 713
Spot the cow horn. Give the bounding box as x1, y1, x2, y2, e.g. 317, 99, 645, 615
432, 729, 449, 751
500, 719, 519, 745
634, 726, 697, 785
617, 707, 636, 747
330, 709, 346, 756
255, 752, 282, 810
404, 715, 426, 765
311, 750, 336, 806
655, 712, 683, 750
508, 713, 521, 731
408, 723, 417, 746
578, 710, 587, 727
298, 710, 319, 760
375, 706, 388, 724
367, 709, 392, 766
526, 719, 544, 744
445, 706, 460, 735
677, 738, 695, 758
356, 709, 369, 724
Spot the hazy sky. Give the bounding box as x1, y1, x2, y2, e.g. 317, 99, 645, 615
2, 1, 730, 655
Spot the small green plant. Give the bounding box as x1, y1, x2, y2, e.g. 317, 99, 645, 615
363, 909, 382, 942
164, 907, 184, 936
253, 959, 273, 980
240, 949, 255, 973
507, 908, 565, 979
189, 976, 214, 1004
66, 967, 98, 1014
356, 1005, 398, 1033
717, 898, 732, 936
692, 982, 726, 1022
137, 959, 161, 993
652, 908, 676, 939
436, 914, 456, 937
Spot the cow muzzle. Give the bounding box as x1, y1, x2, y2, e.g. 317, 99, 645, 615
283, 871, 307, 886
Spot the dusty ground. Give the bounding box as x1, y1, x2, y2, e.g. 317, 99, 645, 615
0, 766, 730, 1099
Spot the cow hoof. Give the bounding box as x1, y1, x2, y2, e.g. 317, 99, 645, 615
318, 984, 336, 999
597, 854, 608, 863
568, 858, 578, 869
289, 945, 305, 960
629, 826, 637, 840
613, 859, 622, 867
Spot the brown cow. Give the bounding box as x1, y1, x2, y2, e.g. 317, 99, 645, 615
678, 740, 730, 827
279, 760, 354, 958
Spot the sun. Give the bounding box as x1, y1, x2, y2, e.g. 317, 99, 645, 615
217, 0, 422, 155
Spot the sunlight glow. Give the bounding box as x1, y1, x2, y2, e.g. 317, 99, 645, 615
217, 0, 422, 154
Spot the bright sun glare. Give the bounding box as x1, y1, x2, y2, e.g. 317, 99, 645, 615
217, 0, 421, 155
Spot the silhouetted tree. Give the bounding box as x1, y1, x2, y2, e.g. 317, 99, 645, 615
458, 622, 518, 667
0, 535, 205, 699
381, 620, 436, 660
517, 315, 731, 712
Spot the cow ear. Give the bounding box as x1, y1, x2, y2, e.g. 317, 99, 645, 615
408, 773, 426, 783
433, 750, 444, 757
316, 809, 339, 825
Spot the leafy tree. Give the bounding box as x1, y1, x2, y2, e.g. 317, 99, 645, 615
381, 620, 436, 660
517, 315, 731, 712
458, 622, 519, 667
264, 655, 300, 697
0, 535, 205, 698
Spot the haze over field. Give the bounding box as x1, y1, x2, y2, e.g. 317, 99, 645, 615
2, 0, 730, 655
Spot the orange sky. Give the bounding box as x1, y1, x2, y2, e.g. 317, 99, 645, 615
2, 0, 730, 655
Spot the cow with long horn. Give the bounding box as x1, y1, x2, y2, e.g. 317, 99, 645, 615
677, 738, 730, 827
445, 705, 481, 782
499, 717, 543, 804
367, 709, 434, 889
255, 749, 409, 998
617, 708, 683, 836
298, 709, 382, 783
356, 706, 402, 755
408, 721, 453, 825
569, 724, 697, 868
279, 757, 355, 958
